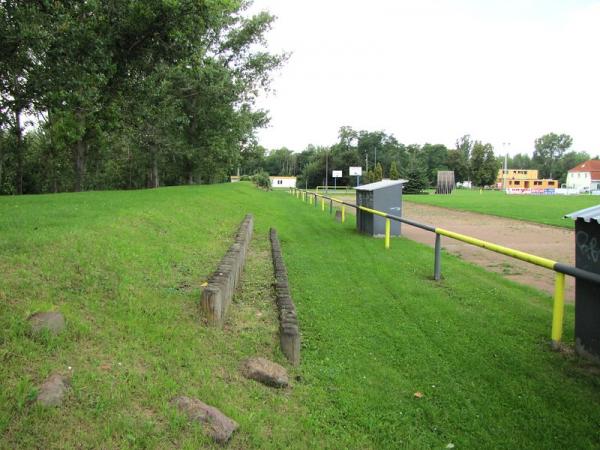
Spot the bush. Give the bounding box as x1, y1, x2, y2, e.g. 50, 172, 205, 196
252, 171, 271, 190
403, 166, 430, 194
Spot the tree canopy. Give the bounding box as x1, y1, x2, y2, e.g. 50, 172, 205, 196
0, 0, 285, 194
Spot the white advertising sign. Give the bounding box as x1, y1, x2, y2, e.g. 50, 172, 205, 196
349, 166, 362, 176
332, 170, 342, 178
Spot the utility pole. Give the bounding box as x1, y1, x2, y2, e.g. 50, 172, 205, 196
502, 142, 511, 191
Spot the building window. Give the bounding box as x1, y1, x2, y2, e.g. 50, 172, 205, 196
548, 181, 555, 186
277, 179, 283, 185
514, 180, 520, 185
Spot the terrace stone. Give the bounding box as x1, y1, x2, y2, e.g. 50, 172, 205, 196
171, 396, 238, 444
28, 312, 65, 335
36, 373, 70, 406
241, 357, 289, 388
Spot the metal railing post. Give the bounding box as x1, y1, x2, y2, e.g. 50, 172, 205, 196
434, 233, 442, 281
321, 197, 325, 211
342, 206, 346, 223
314, 194, 317, 208
551, 272, 566, 347
385, 219, 391, 249
330, 199, 333, 214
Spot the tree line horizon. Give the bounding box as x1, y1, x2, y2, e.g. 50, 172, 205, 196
244, 128, 591, 191
0, 2, 591, 196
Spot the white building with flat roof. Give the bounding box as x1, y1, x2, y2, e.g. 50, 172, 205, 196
270, 176, 296, 188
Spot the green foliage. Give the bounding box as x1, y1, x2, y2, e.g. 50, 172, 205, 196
533, 133, 573, 179
252, 171, 271, 190
0, 1, 285, 194
470, 141, 498, 187
366, 169, 375, 184
264, 148, 297, 176
389, 160, 400, 180
374, 162, 383, 181
446, 135, 472, 182
403, 165, 430, 194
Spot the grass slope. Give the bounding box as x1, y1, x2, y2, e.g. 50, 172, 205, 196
404, 189, 600, 228
1, 183, 599, 449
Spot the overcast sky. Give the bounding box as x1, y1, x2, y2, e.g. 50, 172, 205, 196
249, 0, 600, 156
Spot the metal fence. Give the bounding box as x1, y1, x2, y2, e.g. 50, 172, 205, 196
289, 187, 600, 347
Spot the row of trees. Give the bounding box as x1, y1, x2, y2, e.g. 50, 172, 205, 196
240, 129, 589, 190
0, 1, 284, 195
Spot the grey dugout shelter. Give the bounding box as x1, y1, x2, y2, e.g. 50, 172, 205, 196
566, 204, 600, 362
355, 179, 407, 237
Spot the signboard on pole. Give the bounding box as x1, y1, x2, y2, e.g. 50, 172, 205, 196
332, 170, 342, 178
349, 167, 362, 176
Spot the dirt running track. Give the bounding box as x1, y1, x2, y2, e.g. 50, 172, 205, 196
332, 194, 576, 300
402, 202, 575, 301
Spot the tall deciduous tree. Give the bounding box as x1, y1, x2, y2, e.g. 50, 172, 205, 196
533, 133, 573, 179
0, 1, 285, 194
470, 141, 498, 187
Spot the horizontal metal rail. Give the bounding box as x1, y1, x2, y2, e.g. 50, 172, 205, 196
289, 187, 600, 347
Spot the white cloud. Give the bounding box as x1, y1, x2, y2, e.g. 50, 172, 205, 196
251, 0, 600, 156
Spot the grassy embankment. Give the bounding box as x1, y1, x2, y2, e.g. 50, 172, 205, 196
404, 189, 600, 228
1, 183, 599, 449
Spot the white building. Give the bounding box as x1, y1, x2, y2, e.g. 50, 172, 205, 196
566, 160, 600, 192
270, 176, 296, 188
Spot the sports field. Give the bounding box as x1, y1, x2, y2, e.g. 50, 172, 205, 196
404, 189, 600, 228
1, 183, 599, 449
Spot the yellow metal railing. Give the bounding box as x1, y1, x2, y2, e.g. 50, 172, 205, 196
288, 187, 600, 348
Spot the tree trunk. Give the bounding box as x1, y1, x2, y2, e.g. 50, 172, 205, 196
74, 138, 86, 192
14, 108, 23, 195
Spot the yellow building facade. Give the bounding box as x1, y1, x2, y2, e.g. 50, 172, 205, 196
496, 169, 558, 189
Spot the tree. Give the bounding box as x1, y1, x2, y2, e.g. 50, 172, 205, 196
555, 151, 590, 184
403, 166, 429, 194
374, 162, 383, 181
446, 149, 469, 182
446, 135, 472, 182
533, 133, 573, 179
421, 143, 448, 184
470, 141, 498, 187
0, 1, 285, 194
389, 161, 400, 180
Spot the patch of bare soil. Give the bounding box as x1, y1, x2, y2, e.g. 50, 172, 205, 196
401, 202, 575, 301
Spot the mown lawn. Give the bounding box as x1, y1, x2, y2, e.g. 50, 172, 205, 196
1, 183, 599, 449
404, 189, 600, 228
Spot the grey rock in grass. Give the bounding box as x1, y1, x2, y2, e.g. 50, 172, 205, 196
37, 374, 70, 406
171, 396, 238, 444
241, 357, 289, 388
28, 312, 65, 335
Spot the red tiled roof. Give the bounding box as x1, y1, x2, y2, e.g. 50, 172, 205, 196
569, 159, 600, 173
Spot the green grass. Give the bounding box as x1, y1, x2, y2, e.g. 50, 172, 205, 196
404, 189, 600, 228
1, 183, 599, 449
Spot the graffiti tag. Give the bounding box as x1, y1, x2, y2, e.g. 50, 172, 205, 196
576, 230, 600, 264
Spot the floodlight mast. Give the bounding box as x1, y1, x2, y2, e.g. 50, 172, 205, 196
502, 142, 511, 191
